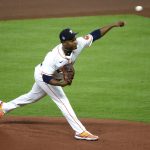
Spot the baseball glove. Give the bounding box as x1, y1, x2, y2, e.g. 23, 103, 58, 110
62, 63, 75, 85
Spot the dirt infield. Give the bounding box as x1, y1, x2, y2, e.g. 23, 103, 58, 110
0, 116, 150, 150
0, 0, 150, 150
0, 0, 150, 20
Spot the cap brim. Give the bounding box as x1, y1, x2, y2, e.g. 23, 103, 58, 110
69, 32, 78, 40
74, 32, 78, 36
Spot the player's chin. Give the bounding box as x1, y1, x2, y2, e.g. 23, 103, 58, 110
73, 46, 77, 50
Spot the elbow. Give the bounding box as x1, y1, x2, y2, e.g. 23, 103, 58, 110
90, 29, 102, 42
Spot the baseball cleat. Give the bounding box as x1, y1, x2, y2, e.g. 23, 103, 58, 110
74, 131, 99, 141
0, 100, 4, 118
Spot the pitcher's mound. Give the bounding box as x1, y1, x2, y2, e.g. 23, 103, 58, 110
0, 116, 150, 150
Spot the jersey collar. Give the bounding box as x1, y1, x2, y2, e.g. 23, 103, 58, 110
58, 44, 73, 60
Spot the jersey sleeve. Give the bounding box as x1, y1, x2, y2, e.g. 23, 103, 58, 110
73, 34, 93, 58
41, 52, 56, 76
80, 34, 93, 48
41, 63, 55, 76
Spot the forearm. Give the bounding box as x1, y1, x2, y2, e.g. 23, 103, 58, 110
100, 21, 125, 37
100, 21, 125, 36
42, 74, 69, 87
90, 21, 125, 42
49, 78, 69, 87
100, 24, 116, 37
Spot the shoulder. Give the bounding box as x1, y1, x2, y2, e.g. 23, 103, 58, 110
77, 34, 93, 42
83, 34, 93, 40
77, 34, 93, 48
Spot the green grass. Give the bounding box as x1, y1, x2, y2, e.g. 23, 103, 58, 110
0, 15, 150, 122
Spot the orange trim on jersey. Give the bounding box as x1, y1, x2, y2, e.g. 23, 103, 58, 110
84, 34, 93, 47
57, 45, 72, 63
57, 45, 66, 59
83, 35, 90, 40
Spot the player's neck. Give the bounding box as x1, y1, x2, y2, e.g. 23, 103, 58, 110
62, 47, 72, 56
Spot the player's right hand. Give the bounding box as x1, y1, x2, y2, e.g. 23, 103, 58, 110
116, 21, 125, 27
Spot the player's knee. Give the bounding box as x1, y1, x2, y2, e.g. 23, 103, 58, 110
28, 92, 45, 102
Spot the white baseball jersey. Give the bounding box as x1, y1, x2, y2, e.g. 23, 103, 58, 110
40, 34, 93, 77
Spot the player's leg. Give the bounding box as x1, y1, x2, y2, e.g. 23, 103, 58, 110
35, 79, 99, 140
36, 79, 86, 134
1, 82, 46, 113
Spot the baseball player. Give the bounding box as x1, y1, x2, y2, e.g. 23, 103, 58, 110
0, 21, 125, 141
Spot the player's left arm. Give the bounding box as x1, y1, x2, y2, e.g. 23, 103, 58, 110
90, 21, 125, 42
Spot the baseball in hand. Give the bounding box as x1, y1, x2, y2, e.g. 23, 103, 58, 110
135, 6, 143, 12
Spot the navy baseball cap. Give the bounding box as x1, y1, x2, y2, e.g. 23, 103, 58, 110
59, 28, 78, 42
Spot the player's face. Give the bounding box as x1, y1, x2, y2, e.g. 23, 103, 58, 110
63, 38, 77, 51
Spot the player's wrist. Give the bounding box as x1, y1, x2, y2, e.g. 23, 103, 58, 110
59, 80, 69, 87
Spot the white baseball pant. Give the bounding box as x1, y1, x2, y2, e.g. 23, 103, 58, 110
2, 65, 86, 134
